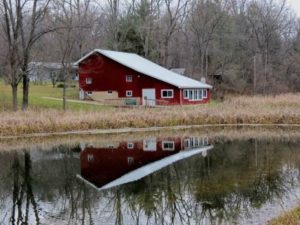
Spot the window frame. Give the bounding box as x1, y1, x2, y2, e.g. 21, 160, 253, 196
162, 141, 175, 151
126, 75, 133, 82
127, 143, 134, 149
183, 90, 189, 99
126, 90, 133, 97
203, 89, 208, 98
85, 77, 92, 84
183, 89, 204, 101
161, 89, 174, 99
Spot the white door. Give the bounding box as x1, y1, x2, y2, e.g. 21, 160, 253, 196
142, 89, 156, 106
143, 138, 157, 151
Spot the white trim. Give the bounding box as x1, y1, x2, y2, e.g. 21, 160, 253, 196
126, 90, 133, 97
162, 141, 175, 151
161, 89, 174, 99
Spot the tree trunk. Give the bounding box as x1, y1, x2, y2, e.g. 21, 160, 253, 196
12, 84, 18, 111
253, 54, 257, 95
63, 80, 67, 111
22, 74, 30, 111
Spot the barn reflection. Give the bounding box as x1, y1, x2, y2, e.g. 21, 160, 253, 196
78, 136, 212, 189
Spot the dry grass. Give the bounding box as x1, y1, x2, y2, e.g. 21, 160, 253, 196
0, 94, 299, 137
0, 126, 299, 152
267, 205, 300, 225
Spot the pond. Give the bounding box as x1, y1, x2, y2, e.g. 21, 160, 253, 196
0, 127, 300, 225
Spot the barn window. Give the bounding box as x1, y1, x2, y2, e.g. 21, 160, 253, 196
184, 89, 204, 101
127, 157, 134, 165
183, 90, 189, 99
162, 141, 175, 151
87, 91, 93, 95
86, 78, 92, 84
127, 143, 134, 149
87, 154, 94, 162
108, 90, 113, 95
195, 90, 199, 100
126, 75, 133, 82
86, 77, 92, 84
199, 90, 203, 99
203, 89, 207, 98
161, 89, 173, 98
126, 90, 133, 97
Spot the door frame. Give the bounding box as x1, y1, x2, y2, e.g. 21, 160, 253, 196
142, 88, 156, 106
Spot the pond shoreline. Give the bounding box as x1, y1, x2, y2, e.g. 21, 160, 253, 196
1, 94, 299, 137
1, 123, 300, 139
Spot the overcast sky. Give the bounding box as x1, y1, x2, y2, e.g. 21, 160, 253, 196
286, 0, 300, 17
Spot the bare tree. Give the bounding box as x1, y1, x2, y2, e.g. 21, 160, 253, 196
0, 0, 53, 111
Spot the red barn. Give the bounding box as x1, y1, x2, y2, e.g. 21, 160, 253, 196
75, 49, 213, 106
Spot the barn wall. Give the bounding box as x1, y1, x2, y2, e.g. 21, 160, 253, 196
79, 53, 210, 105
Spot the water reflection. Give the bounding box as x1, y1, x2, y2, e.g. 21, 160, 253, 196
78, 136, 212, 190
0, 134, 299, 225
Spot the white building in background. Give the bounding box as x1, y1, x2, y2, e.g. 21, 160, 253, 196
28, 62, 78, 83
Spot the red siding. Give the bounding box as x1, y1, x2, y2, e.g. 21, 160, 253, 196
79, 53, 210, 105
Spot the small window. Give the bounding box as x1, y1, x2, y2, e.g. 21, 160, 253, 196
199, 90, 203, 99
189, 90, 193, 99
127, 157, 134, 165
126, 90, 133, 97
87, 91, 93, 95
203, 89, 207, 98
127, 143, 134, 149
183, 90, 189, 99
108, 90, 113, 95
184, 139, 190, 148
86, 77, 92, 84
126, 75, 133, 82
161, 89, 173, 98
162, 141, 175, 151
195, 90, 198, 100
87, 154, 94, 162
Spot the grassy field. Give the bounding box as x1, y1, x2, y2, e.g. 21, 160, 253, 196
0, 80, 111, 111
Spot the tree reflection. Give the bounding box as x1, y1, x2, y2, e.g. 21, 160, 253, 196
0, 139, 299, 225
10, 151, 40, 225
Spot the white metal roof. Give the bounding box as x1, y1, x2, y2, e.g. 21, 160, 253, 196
75, 49, 212, 89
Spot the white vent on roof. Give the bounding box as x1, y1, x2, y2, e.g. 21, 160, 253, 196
201, 77, 206, 84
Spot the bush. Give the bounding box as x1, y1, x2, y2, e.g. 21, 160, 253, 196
56, 83, 77, 88
56, 83, 65, 88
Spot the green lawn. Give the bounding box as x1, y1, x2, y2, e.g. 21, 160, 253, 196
0, 80, 112, 111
